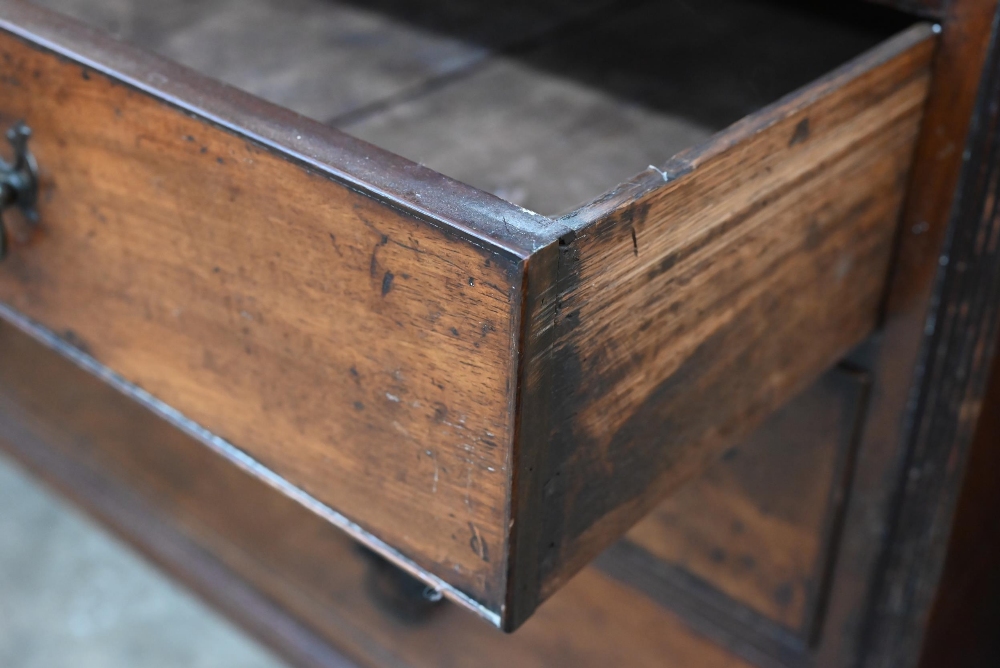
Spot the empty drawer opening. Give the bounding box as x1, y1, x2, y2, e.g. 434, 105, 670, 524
32, 0, 914, 216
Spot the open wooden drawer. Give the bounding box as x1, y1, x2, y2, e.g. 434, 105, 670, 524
0, 0, 936, 629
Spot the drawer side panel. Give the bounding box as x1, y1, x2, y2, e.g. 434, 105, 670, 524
513, 26, 938, 623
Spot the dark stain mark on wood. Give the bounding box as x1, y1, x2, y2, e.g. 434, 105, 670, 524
381, 271, 394, 296
631, 228, 639, 257
369, 234, 389, 277
790, 118, 810, 146
60, 329, 91, 355
328, 232, 343, 256
359, 546, 444, 626
469, 522, 490, 563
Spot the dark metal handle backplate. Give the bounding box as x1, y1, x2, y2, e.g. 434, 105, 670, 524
0, 122, 39, 259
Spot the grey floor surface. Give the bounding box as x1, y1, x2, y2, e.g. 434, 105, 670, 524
0, 451, 287, 668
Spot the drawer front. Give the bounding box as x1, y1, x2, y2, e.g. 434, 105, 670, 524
0, 1, 936, 628
0, 2, 548, 621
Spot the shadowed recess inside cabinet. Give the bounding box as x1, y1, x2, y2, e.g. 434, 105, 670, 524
31, 0, 909, 216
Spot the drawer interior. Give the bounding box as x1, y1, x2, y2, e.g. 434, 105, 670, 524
32, 0, 912, 216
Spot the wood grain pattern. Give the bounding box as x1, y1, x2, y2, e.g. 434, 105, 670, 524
0, 318, 751, 668
0, 0, 941, 630
506, 25, 937, 627
861, 7, 1000, 663
592, 366, 871, 668
813, 1, 1000, 665
0, 1, 549, 620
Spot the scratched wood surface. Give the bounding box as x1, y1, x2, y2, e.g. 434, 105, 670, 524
506, 25, 937, 627
0, 0, 938, 630
5, 1, 998, 664
0, 2, 543, 619
0, 318, 752, 668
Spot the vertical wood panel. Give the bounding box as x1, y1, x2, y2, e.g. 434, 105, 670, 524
862, 8, 1000, 663
815, 1, 1000, 665
507, 28, 936, 628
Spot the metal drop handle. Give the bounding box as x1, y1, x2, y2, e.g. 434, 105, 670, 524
0, 122, 39, 259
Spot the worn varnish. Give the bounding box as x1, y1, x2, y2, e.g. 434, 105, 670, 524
508, 25, 936, 627
0, 318, 752, 668
0, 1, 545, 620
813, 0, 1000, 665
0, 0, 937, 629
861, 8, 1000, 663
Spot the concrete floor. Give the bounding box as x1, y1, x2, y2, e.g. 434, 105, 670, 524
0, 452, 287, 668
